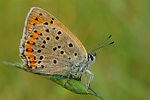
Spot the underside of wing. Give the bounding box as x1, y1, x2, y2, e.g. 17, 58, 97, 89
20, 7, 87, 62
20, 25, 86, 75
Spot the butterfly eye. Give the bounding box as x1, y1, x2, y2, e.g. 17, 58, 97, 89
88, 53, 95, 61
90, 55, 94, 61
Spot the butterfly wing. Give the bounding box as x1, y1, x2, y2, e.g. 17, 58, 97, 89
19, 7, 87, 75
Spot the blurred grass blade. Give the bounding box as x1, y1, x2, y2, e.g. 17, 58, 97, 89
4, 62, 105, 100
3, 61, 27, 70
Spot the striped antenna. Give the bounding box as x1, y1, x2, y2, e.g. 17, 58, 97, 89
91, 35, 115, 53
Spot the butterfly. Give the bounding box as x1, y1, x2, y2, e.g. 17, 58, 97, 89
19, 7, 114, 88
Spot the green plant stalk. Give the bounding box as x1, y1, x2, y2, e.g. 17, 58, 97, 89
4, 61, 105, 100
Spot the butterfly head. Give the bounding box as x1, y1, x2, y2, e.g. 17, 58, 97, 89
87, 52, 97, 65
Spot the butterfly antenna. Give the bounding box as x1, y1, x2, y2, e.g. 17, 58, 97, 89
91, 35, 115, 53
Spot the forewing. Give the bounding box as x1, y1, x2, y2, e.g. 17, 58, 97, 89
20, 7, 87, 61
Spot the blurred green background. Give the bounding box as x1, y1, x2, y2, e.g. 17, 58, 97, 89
0, 0, 150, 100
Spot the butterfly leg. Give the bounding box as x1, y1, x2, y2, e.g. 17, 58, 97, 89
63, 74, 71, 87
86, 70, 94, 89
85, 72, 88, 86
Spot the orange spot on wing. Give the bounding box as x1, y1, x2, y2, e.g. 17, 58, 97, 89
27, 40, 35, 46
27, 15, 47, 33
25, 47, 33, 54
27, 55, 36, 68
30, 35, 38, 40
33, 30, 42, 36
28, 55, 35, 60
30, 61, 36, 65
30, 62, 36, 68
